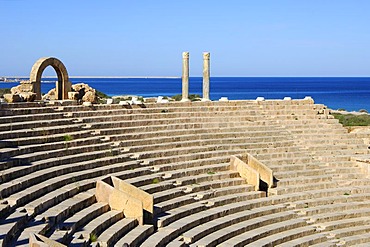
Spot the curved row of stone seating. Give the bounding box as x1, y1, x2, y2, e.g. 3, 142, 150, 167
1, 99, 370, 246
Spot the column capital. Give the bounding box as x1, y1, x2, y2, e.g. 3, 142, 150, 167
203, 52, 210, 60
182, 52, 189, 59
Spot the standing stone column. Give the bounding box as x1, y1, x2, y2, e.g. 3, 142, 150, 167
202, 52, 211, 101
181, 52, 190, 102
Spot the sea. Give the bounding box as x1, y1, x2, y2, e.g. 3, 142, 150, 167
1, 77, 370, 112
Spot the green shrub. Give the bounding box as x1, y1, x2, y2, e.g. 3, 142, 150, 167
172, 94, 201, 101
332, 113, 370, 126
359, 109, 368, 113
63, 135, 73, 142
96, 90, 109, 99
0, 88, 11, 98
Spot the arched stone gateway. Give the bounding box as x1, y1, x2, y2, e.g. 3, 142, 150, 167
29, 57, 71, 100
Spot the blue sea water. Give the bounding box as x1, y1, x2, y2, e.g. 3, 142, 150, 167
1, 77, 370, 112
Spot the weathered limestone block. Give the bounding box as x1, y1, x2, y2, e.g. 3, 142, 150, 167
42, 88, 56, 100
68, 92, 79, 100
20, 92, 37, 102
29, 233, 66, 247
82, 90, 96, 103
230, 155, 260, 191
96, 180, 144, 225
4, 94, 22, 103
112, 176, 154, 223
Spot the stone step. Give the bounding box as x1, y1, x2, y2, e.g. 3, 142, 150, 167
0, 151, 129, 200
0, 129, 94, 151
151, 177, 246, 204
117, 131, 293, 148
277, 174, 333, 186
241, 225, 318, 247
297, 201, 370, 217
0, 135, 103, 161
338, 232, 370, 246
182, 204, 286, 245
0, 123, 85, 140
0, 118, 76, 132
156, 191, 265, 228
269, 181, 337, 196
125, 137, 295, 155
316, 217, 370, 234
1, 142, 112, 176
275, 232, 329, 247
114, 224, 154, 247
70, 210, 124, 246
97, 218, 137, 247
0, 210, 28, 246
306, 207, 370, 224
189, 212, 302, 247
128, 162, 231, 188
49, 202, 110, 244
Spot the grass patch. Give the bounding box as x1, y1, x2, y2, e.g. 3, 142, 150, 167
96, 90, 109, 99
332, 113, 370, 126
152, 178, 160, 184
90, 233, 98, 242
207, 170, 215, 175
344, 192, 350, 196
172, 94, 201, 101
63, 134, 73, 142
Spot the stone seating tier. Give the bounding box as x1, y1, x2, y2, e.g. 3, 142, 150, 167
1, 99, 370, 246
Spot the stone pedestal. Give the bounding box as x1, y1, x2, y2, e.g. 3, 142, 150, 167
202, 52, 211, 101
181, 52, 190, 102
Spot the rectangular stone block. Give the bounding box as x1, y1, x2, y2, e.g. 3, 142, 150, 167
96, 180, 144, 225
112, 176, 154, 223
29, 233, 66, 247
230, 155, 260, 191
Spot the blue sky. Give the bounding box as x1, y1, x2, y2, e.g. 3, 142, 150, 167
1, 0, 370, 77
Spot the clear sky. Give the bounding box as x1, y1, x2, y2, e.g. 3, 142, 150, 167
1, 0, 370, 77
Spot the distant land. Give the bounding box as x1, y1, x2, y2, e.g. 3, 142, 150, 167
2, 76, 180, 79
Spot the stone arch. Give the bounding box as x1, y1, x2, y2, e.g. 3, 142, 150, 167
29, 57, 71, 100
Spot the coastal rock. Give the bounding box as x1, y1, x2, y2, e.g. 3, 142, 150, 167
82, 90, 96, 103
4, 94, 22, 103
42, 88, 56, 100
20, 92, 37, 102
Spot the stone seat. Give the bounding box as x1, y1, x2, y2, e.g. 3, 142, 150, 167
138, 149, 249, 167
0, 190, 95, 246
277, 174, 333, 186
116, 130, 293, 147
274, 167, 335, 179
70, 210, 124, 246
0, 111, 68, 124
269, 181, 337, 195
125, 162, 231, 188
336, 231, 370, 246
0, 129, 94, 150
155, 183, 256, 218
307, 207, 370, 224
0, 118, 78, 133
0, 149, 127, 200
241, 225, 319, 247
151, 177, 246, 204
122, 135, 295, 154
0, 135, 103, 162
275, 232, 330, 247
0, 123, 85, 140
156, 190, 265, 229
188, 212, 302, 247
298, 201, 370, 217
110, 127, 291, 145
96, 217, 138, 247
1, 142, 113, 181
114, 224, 154, 247
1, 157, 137, 208
287, 192, 370, 210
87, 115, 262, 130
181, 204, 287, 245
